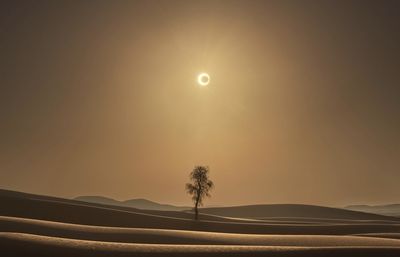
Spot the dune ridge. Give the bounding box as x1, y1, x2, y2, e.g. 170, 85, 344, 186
2, 233, 400, 257
3, 216, 400, 246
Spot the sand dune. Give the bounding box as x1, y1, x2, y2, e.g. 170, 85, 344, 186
3, 189, 397, 222
256, 216, 400, 224
2, 233, 400, 257
74, 195, 190, 211
200, 204, 399, 221
346, 204, 400, 217
0, 189, 239, 224
355, 233, 400, 240
3, 189, 400, 256
3, 216, 400, 246
2, 189, 400, 235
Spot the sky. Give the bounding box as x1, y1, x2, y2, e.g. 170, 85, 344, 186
1, 0, 399, 207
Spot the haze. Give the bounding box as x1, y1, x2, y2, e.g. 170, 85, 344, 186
0, 0, 399, 207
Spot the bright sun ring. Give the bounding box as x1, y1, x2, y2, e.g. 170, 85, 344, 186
197, 73, 210, 86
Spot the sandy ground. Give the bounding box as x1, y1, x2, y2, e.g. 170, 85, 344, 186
2, 189, 400, 256
2, 193, 400, 235
2, 232, 400, 257
3, 216, 400, 246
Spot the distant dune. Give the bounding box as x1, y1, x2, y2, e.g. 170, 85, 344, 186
74, 195, 190, 211
346, 204, 400, 217
2, 189, 400, 256
200, 204, 398, 221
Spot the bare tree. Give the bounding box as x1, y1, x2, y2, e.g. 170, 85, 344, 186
185, 166, 214, 220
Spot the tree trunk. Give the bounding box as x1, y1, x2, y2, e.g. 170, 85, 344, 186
194, 186, 201, 220
194, 192, 200, 220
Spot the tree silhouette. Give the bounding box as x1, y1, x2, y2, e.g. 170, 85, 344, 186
185, 166, 214, 220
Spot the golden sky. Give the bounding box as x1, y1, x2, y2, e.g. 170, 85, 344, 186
1, 1, 399, 206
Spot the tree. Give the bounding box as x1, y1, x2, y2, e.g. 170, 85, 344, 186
185, 166, 214, 220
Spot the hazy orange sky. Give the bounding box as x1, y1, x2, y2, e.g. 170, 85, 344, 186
1, 0, 399, 207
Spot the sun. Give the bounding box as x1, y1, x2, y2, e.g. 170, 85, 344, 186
197, 73, 210, 86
